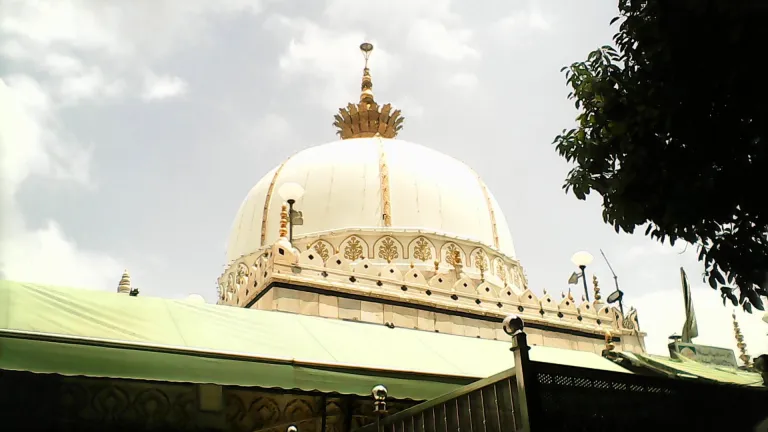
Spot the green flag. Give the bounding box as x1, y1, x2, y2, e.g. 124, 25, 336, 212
681, 267, 699, 343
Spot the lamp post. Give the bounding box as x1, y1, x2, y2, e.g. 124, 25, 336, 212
278, 182, 305, 244
571, 251, 594, 302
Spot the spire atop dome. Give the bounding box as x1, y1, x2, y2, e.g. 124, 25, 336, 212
332, 42, 405, 140
117, 269, 131, 294
359, 42, 374, 104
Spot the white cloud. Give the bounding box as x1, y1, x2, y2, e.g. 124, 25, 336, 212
1, 221, 124, 289
141, 73, 188, 101
270, 0, 478, 112
0, 76, 121, 289
44, 53, 84, 75
447, 72, 479, 89
254, 113, 292, 143
273, 16, 401, 111
395, 96, 425, 119
0, 1, 270, 291
321, 0, 477, 62
407, 19, 479, 61
60, 66, 126, 102
491, 5, 553, 42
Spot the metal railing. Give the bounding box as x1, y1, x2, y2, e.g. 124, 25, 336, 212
353, 314, 768, 432
356, 367, 519, 432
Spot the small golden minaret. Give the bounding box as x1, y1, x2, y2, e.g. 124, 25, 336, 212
593, 274, 602, 303
279, 204, 289, 239
332, 42, 405, 139
117, 269, 131, 294
732, 311, 751, 367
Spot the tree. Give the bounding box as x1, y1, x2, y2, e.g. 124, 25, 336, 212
553, 0, 768, 312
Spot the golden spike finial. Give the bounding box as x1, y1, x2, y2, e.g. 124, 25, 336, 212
593, 274, 602, 302
332, 42, 405, 140
279, 204, 289, 239
360, 42, 374, 105
567, 288, 574, 302
117, 269, 131, 294
732, 311, 751, 367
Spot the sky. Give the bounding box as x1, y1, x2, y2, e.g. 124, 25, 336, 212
1, 0, 766, 358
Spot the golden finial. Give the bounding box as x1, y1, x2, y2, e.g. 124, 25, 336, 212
603, 330, 615, 353
567, 289, 574, 302
117, 269, 131, 294
593, 274, 602, 302
433, 260, 440, 272
279, 204, 289, 239
543, 288, 548, 295
733, 311, 751, 367
410, 261, 415, 269
332, 42, 405, 140
360, 42, 374, 104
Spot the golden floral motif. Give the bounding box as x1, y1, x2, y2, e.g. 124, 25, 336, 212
413, 237, 432, 262
344, 237, 364, 261
474, 250, 488, 281
474, 250, 488, 272
312, 241, 330, 262
235, 263, 249, 287
444, 244, 462, 266
377, 237, 399, 263
496, 261, 508, 286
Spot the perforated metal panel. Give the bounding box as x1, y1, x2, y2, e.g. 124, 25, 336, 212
533, 361, 768, 431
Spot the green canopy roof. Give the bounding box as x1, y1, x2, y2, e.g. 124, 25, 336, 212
0, 280, 629, 399
621, 352, 763, 386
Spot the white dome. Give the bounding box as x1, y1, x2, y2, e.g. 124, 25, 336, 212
226, 137, 516, 262
185, 294, 206, 304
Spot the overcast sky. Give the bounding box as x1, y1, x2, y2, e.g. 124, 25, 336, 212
1, 0, 766, 357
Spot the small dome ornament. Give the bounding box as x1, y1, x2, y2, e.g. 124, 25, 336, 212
117, 269, 131, 294
333, 42, 405, 140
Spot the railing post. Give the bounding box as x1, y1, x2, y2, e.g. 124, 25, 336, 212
503, 314, 537, 432
372, 384, 388, 432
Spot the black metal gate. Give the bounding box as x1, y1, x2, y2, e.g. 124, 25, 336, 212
355, 317, 768, 432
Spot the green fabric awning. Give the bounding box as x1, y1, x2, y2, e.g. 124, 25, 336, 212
622, 352, 763, 386
0, 280, 629, 399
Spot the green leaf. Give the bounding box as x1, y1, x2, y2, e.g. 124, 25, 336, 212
743, 301, 753, 313
747, 289, 764, 311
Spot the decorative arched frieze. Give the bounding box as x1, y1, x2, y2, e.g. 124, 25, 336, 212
235, 262, 249, 290
325, 253, 352, 272
493, 258, 508, 284
403, 267, 428, 285
519, 289, 539, 309
453, 276, 476, 295
428, 272, 454, 290
340, 236, 367, 262
578, 301, 597, 318
298, 249, 324, 267
508, 262, 527, 290
441, 243, 466, 267
353, 259, 379, 276
476, 281, 498, 298
374, 236, 403, 263
378, 264, 403, 281
408, 237, 435, 262
539, 293, 558, 313
596, 305, 616, 329
470, 248, 490, 277
558, 296, 578, 312
308, 240, 333, 263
